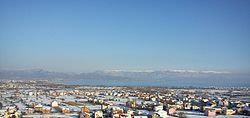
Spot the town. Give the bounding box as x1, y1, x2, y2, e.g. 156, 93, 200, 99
0, 80, 250, 118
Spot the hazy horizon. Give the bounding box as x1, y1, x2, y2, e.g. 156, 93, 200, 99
1, 0, 250, 73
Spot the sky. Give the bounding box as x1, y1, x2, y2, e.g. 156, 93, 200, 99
0, 0, 250, 73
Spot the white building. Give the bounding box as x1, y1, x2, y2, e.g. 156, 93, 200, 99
154, 105, 163, 111
153, 110, 168, 118
51, 101, 59, 107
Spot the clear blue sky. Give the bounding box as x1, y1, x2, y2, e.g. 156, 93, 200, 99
0, 0, 249, 73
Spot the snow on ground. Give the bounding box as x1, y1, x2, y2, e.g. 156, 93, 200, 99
22, 113, 79, 118
177, 111, 250, 118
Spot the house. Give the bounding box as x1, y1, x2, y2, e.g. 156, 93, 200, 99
61, 107, 70, 113
204, 109, 216, 117
151, 97, 156, 101
80, 106, 91, 118
213, 106, 222, 114
4, 106, 21, 118
51, 101, 59, 107
223, 109, 235, 115
25, 108, 34, 114
126, 109, 134, 117
111, 106, 124, 118
191, 105, 200, 111
134, 116, 148, 118
134, 110, 149, 116
167, 107, 176, 115
154, 105, 163, 111
101, 104, 110, 110
81, 106, 90, 113
42, 106, 51, 114
34, 104, 43, 112
152, 113, 160, 118
126, 99, 136, 108
79, 112, 91, 118
184, 103, 192, 110
203, 106, 212, 111
120, 113, 132, 118
94, 111, 103, 118
153, 110, 168, 118
112, 110, 123, 118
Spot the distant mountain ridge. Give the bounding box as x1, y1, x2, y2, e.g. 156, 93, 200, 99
0, 69, 238, 80
1, 69, 249, 87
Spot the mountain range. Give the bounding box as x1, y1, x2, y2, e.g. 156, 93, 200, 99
0, 69, 249, 87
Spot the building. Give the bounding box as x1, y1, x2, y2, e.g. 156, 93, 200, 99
120, 113, 132, 118
34, 104, 43, 112
223, 109, 235, 115
25, 108, 34, 115
167, 107, 176, 115
154, 105, 163, 111
134, 116, 148, 118
42, 106, 51, 114
94, 111, 103, 118
51, 101, 59, 107
153, 110, 168, 118
61, 107, 70, 114
205, 109, 216, 117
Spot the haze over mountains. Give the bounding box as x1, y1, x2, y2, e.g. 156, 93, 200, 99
1, 69, 249, 87
0, 69, 231, 80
